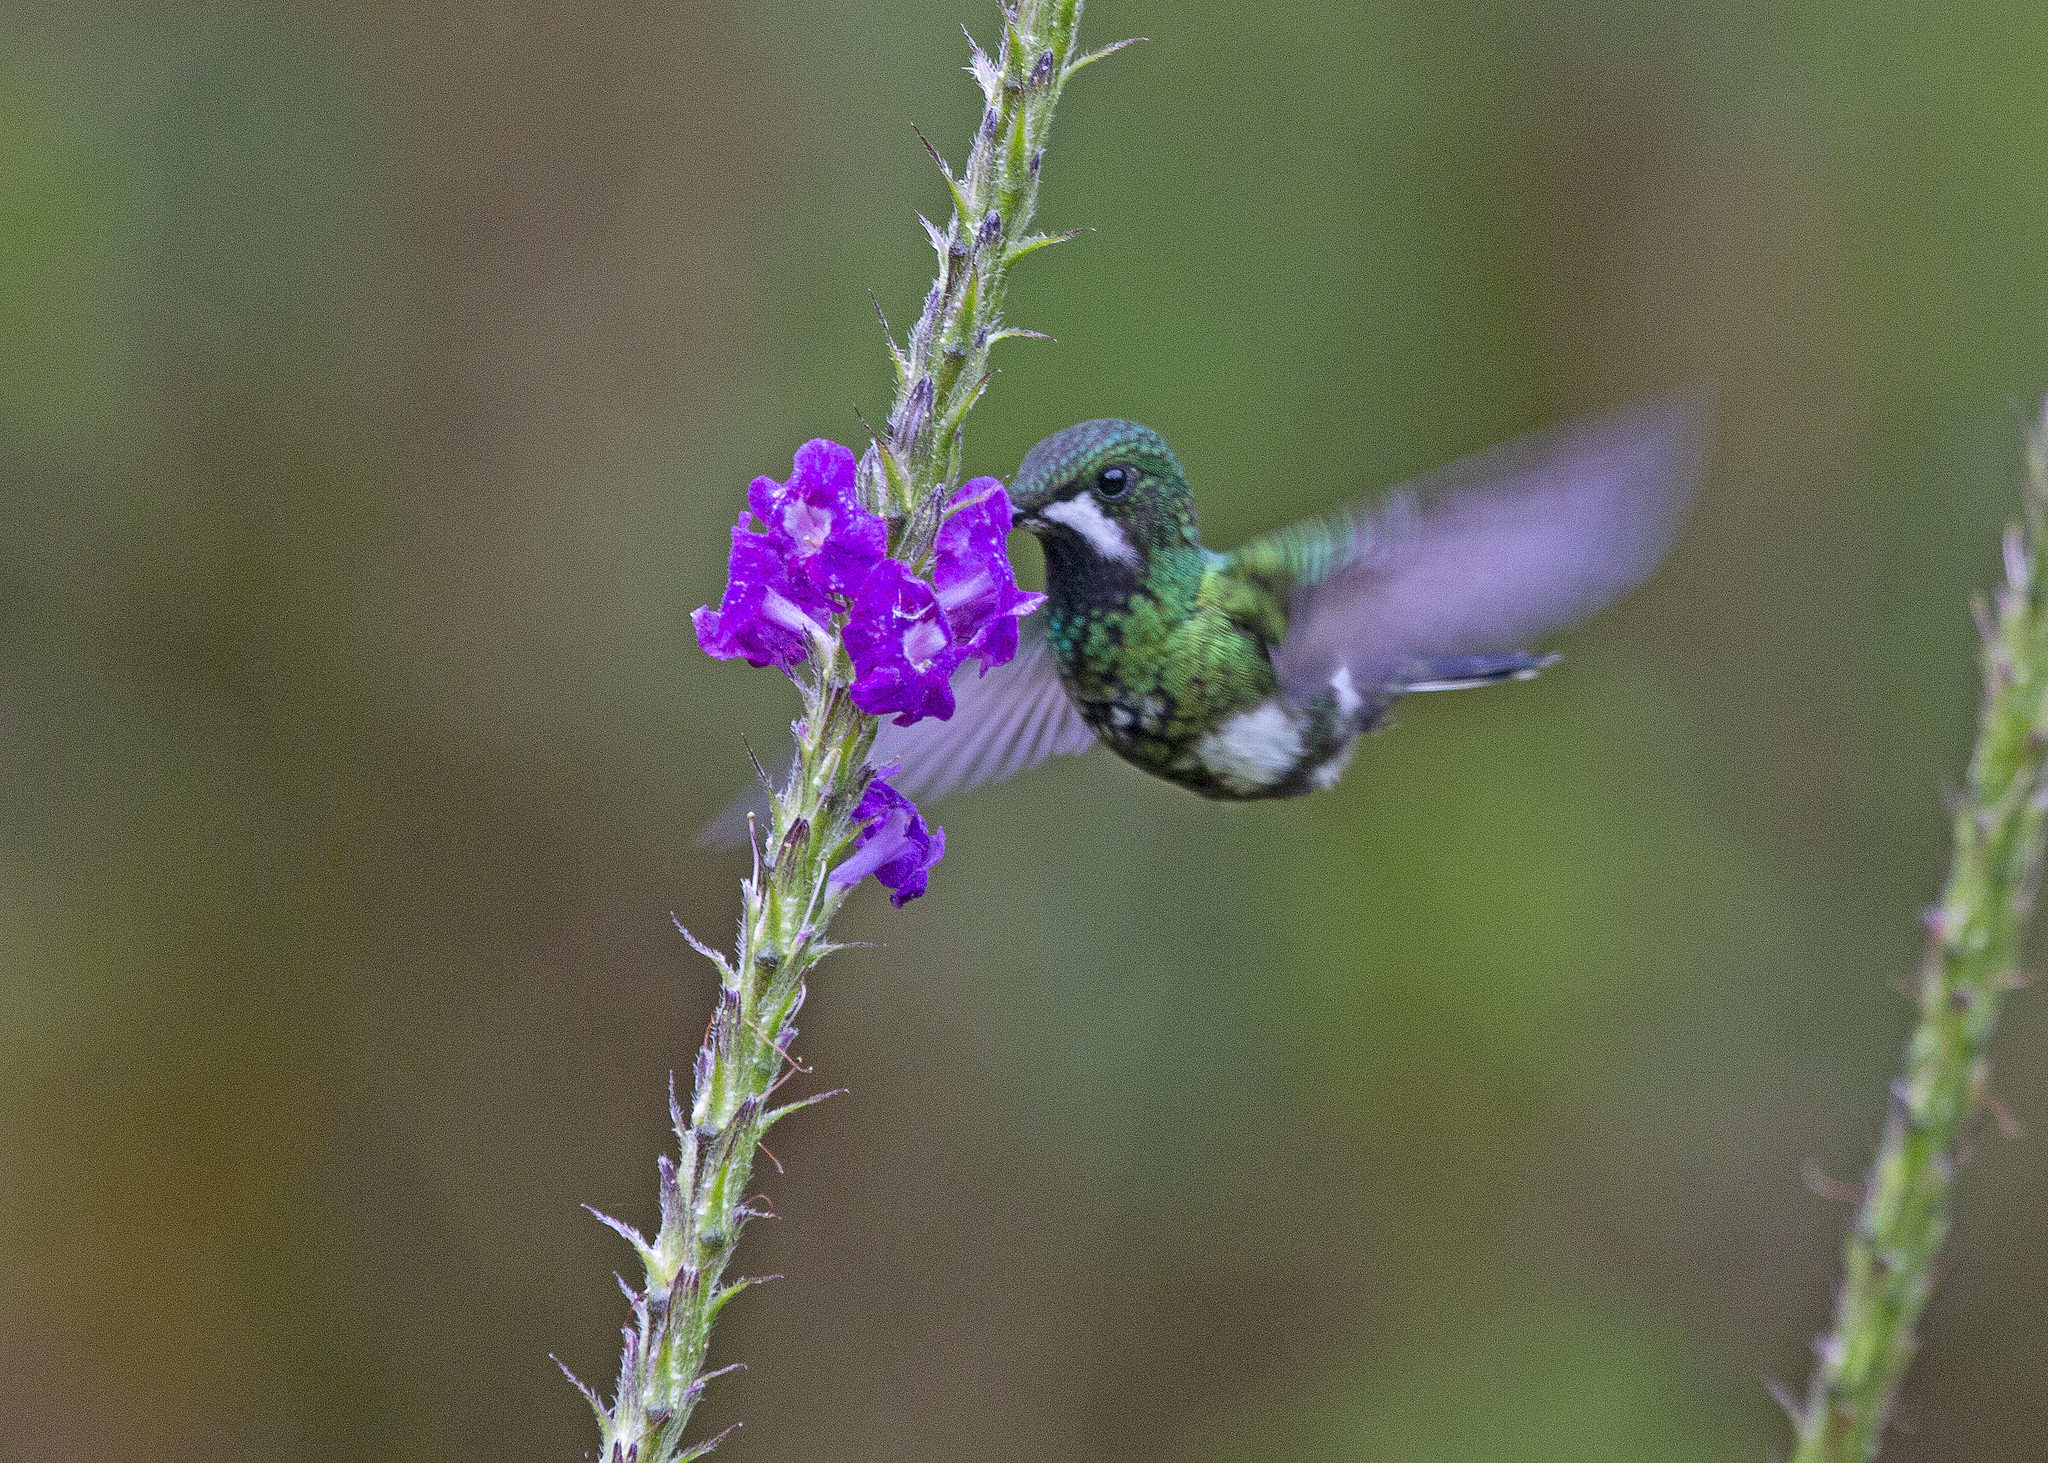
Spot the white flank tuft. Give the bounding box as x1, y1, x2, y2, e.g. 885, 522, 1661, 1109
1329, 664, 1363, 717
1042, 495, 1138, 564
1194, 701, 1304, 794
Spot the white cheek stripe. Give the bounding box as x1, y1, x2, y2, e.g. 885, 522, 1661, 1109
1042, 495, 1138, 565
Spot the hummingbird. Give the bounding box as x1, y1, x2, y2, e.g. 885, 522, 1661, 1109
706, 394, 1709, 840
854, 394, 1711, 807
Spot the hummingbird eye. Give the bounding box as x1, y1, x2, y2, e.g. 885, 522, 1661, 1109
1095, 465, 1131, 499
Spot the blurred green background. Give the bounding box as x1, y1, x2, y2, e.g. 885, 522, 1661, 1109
6, 1, 2048, 1459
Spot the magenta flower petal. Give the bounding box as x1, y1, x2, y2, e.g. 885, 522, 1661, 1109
845, 559, 960, 726
692, 512, 834, 670
747, 438, 887, 601
934, 477, 1045, 675
828, 769, 945, 907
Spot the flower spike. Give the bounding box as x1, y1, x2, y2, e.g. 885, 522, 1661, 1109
615, 3, 1095, 1458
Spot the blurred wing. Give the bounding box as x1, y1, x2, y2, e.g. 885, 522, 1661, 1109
871, 617, 1100, 801
1251, 391, 1713, 698
696, 617, 1097, 849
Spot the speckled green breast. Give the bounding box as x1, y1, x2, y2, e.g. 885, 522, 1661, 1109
1046, 574, 1351, 800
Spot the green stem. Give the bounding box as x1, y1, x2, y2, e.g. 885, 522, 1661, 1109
1788, 400, 2048, 1461
572, 6, 1113, 1460
865, 0, 1111, 535
579, 668, 873, 1463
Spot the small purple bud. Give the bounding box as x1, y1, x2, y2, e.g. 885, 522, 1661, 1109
775, 815, 811, 872
912, 281, 944, 353
657, 1155, 683, 1223
893, 376, 936, 451
856, 441, 888, 510
978, 209, 1002, 247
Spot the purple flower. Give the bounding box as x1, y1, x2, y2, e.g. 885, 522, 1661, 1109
747, 439, 887, 601
829, 769, 945, 907
692, 512, 834, 670
934, 478, 1045, 674
845, 558, 959, 725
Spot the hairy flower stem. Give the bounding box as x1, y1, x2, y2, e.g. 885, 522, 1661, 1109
1787, 402, 2048, 1462
575, 6, 1117, 1461
866, 0, 1128, 543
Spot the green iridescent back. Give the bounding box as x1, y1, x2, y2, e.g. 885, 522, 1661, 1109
1224, 499, 1384, 603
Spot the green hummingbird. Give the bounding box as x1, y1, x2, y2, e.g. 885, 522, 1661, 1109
863, 394, 1710, 806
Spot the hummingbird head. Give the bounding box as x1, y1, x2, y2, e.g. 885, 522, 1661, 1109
1007, 419, 1200, 576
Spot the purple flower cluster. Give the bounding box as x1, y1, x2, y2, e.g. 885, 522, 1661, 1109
696, 439, 1041, 905
693, 440, 1042, 725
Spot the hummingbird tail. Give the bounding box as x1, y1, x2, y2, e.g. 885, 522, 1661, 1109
1396, 651, 1560, 694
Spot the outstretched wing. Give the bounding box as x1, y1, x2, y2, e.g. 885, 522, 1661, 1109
697, 617, 1098, 848
1234, 392, 1713, 700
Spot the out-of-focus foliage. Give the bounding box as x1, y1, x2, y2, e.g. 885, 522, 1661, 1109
4, 2, 2047, 1460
